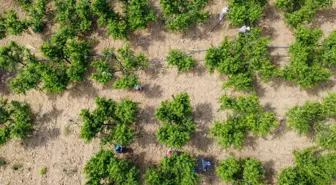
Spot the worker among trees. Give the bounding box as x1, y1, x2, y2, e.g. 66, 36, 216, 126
219, 7, 229, 21
239, 26, 251, 34
134, 84, 143, 92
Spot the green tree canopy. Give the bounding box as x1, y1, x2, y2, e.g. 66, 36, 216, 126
278, 147, 336, 185
83, 149, 140, 185
0, 99, 34, 145
228, 0, 267, 26
211, 94, 278, 148
205, 28, 279, 91
146, 152, 199, 185
80, 97, 138, 146
160, 0, 209, 31
155, 93, 196, 148
276, 0, 332, 27
166, 49, 196, 72
217, 156, 265, 185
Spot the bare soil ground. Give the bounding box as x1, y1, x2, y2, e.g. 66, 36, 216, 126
0, 0, 335, 184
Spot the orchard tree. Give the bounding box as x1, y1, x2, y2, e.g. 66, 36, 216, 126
160, 0, 209, 31
283, 27, 332, 88
286, 92, 336, 149
155, 93, 196, 148
83, 149, 140, 185
278, 147, 336, 185
92, 0, 156, 40
80, 97, 138, 146
0, 99, 34, 145
205, 28, 279, 91
228, 0, 267, 26
0, 41, 26, 72
166, 49, 196, 72
27, 0, 47, 32
146, 152, 199, 185
217, 156, 265, 185
55, 0, 92, 34
276, 0, 332, 27
211, 94, 278, 148
91, 44, 148, 89
321, 31, 336, 68
1, 10, 29, 36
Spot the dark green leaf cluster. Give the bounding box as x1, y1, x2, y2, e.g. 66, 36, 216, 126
80, 97, 138, 146
0, 10, 29, 38
227, 0, 267, 26
286, 92, 336, 149
92, 0, 156, 40
321, 31, 336, 68
26, 0, 47, 32
160, 0, 209, 31
0, 99, 34, 145
205, 28, 278, 91
91, 44, 148, 89
284, 27, 334, 88
217, 156, 265, 185
145, 152, 199, 185
211, 94, 278, 148
166, 49, 196, 72
276, 0, 332, 27
55, 0, 92, 34
0, 29, 91, 93
278, 147, 336, 185
84, 149, 140, 185
155, 93, 196, 148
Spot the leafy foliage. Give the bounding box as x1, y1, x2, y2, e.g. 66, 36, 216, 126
84, 149, 140, 185
166, 49, 196, 72
80, 97, 138, 146
27, 0, 47, 32
155, 93, 196, 148
92, 0, 156, 40
205, 28, 278, 91
276, 0, 332, 27
160, 0, 209, 31
286, 92, 336, 149
0, 99, 34, 145
321, 30, 336, 68
0, 10, 29, 36
211, 94, 278, 148
146, 152, 199, 185
278, 147, 336, 185
55, 0, 92, 34
217, 156, 265, 185
91, 44, 148, 89
283, 27, 332, 88
228, 0, 267, 26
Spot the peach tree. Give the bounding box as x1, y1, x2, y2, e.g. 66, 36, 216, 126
83, 149, 140, 185
228, 0, 267, 26
146, 152, 199, 185
0, 99, 34, 145
155, 93, 196, 148
80, 97, 138, 146
211, 94, 278, 148
166, 49, 196, 72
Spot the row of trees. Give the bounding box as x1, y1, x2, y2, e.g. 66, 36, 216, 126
276, 0, 333, 27
0, 99, 34, 145
211, 94, 278, 148
286, 92, 336, 149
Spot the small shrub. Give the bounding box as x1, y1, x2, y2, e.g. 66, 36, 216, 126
0, 157, 7, 167
166, 49, 196, 72
12, 163, 23, 170
40, 166, 47, 175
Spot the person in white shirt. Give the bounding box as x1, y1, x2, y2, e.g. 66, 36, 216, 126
219, 7, 229, 21
239, 26, 250, 34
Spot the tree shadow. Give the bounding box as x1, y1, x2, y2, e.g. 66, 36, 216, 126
263, 160, 275, 185
254, 79, 266, 98
272, 119, 287, 139
144, 61, 164, 79
190, 62, 207, 77
260, 4, 281, 40
190, 103, 214, 152
129, 151, 155, 183
67, 79, 99, 99
244, 135, 258, 150
313, 8, 336, 27
181, 13, 219, 40
143, 84, 163, 98
22, 106, 63, 148
136, 106, 160, 148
